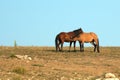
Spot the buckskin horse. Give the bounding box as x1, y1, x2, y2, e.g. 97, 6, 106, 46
55, 28, 82, 52
74, 28, 100, 53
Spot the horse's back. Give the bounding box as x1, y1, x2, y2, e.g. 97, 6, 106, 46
57, 32, 71, 42
58, 32, 68, 38
78, 32, 98, 42
82, 32, 98, 38
80, 32, 92, 38
80, 33, 93, 41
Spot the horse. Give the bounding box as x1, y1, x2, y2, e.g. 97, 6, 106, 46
55, 28, 82, 52
74, 28, 100, 53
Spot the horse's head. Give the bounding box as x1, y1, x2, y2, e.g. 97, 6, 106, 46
79, 28, 84, 33
72, 28, 83, 38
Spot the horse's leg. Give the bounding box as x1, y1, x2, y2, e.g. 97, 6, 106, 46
97, 47, 100, 53
74, 41, 76, 52
56, 43, 58, 52
69, 41, 72, 52
94, 44, 97, 52
79, 41, 82, 52
61, 42, 64, 51
58, 42, 61, 51
82, 42, 84, 52
81, 42, 84, 52
94, 39, 100, 53
96, 39, 100, 53
91, 42, 96, 52
97, 45, 100, 53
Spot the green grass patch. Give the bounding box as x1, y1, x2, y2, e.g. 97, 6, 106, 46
32, 64, 44, 67
9, 53, 16, 58
12, 76, 22, 80
12, 67, 26, 75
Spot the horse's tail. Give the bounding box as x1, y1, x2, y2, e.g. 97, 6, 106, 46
91, 32, 100, 53
55, 34, 59, 52
97, 38, 100, 53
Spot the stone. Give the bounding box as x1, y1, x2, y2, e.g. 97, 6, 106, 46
96, 73, 119, 80
15, 55, 32, 60
96, 78, 102, 80
15, 55, 24, 60
28, 57, 32, 60
103, 78, 119, 80
105, 73, 116, 78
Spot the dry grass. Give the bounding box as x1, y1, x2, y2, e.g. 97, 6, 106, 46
0, 46, 120, 80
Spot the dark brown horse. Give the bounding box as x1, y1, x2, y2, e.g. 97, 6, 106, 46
74, 28, 100, 53
55, 28, 82, 52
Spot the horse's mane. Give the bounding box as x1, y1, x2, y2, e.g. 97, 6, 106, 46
72, 28, 83, 38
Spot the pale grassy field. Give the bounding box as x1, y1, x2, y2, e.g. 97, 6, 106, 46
0, 46, 120, 80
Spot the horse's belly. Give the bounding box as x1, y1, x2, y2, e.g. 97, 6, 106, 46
65, 40, 73, 42
84, 41, 90, 43
81, 37, 93, 43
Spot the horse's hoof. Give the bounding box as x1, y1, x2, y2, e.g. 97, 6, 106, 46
98, 51, 100, 53
68, 50, 71, 52
80, 50, 84, 52
74, 50, 76, 52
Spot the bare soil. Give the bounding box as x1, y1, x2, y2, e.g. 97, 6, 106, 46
0, 46, 120, 80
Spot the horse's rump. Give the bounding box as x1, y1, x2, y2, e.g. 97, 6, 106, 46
58, 32, 75, 42
89, 32, 98, 40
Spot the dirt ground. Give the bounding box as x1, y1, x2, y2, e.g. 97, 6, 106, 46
0, 46, 120, 80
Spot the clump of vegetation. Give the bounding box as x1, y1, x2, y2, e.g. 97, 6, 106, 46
12, 76, 22, 80
14, 40, 17, 47
32, 64, 44, 67
12, 67, 26, 75
9, 53, 16, 58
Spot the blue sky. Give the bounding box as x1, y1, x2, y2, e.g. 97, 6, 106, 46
0, 0, 120, 46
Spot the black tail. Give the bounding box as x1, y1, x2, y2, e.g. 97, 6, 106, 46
55, 34, 59, 52
97, 38, 100, 53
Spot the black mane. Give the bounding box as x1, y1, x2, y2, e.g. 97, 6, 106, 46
72, 28, 83, 38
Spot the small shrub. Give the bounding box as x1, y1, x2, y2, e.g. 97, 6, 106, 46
14, 40, 17, 47
12, 76, 21, 80
32, 64, 44, 67
12, 67, 26, 75
9, 54, 16, 58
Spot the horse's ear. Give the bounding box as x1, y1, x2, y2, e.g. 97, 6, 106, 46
79, 28, 83, 32
80, 28, 82, 30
